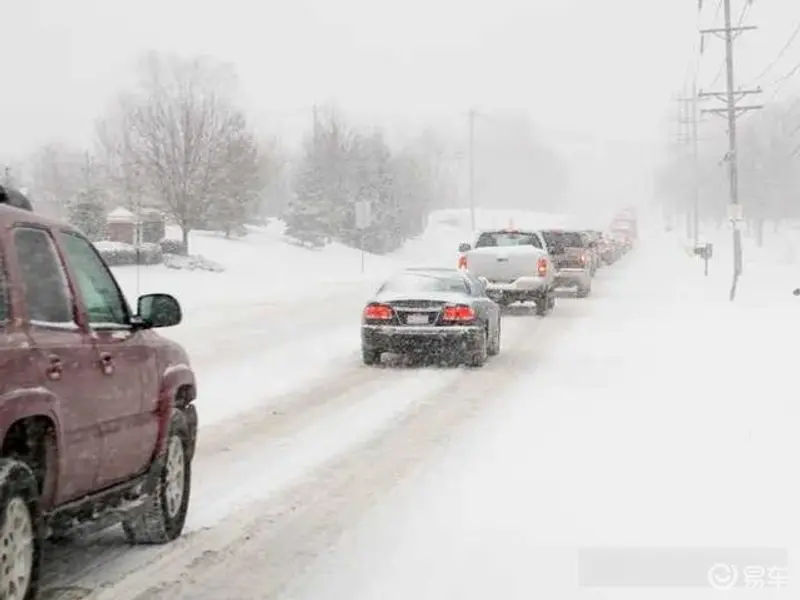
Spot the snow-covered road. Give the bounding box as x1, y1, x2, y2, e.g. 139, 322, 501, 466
37, 251, 613, 598
38, 226, 796, 599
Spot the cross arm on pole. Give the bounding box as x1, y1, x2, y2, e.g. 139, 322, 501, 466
698, 88, 761, 100
702, 104, 764, 116
700, 25, 757, 37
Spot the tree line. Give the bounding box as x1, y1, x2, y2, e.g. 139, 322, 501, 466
656, 97, 800, 245
0, 52, 461, 255
5, 51, 569, 255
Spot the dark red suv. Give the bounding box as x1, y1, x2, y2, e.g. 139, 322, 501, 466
0, 188, 198, 599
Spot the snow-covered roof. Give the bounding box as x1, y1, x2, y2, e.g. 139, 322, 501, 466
107, 207, 136, 223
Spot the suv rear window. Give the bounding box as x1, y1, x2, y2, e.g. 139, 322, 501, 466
14, 227, 73, 324
541, 230, 584, 249
475, 231, 542, 249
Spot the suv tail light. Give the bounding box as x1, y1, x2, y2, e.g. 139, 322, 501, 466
363, 303, 393, 320
580, 253, 589, 266
458, 254, 468, 270
442, 304, 476, 322
537, 257, 548, 277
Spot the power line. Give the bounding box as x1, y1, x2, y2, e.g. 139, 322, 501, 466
754, 22, 800, 82
766, 58, 800, 98
702, 2, 750, 93
736, 0, 752, 26
709, 60, 726, 87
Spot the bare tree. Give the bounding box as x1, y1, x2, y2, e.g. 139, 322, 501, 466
97, 52, 263, 252
24, 142, 86, 218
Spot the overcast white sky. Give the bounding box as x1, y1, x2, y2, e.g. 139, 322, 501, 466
1, 0, 799, 162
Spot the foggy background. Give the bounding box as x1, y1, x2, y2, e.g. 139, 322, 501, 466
2, 0, 800, 236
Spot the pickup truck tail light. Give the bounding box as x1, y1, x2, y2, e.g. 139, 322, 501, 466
537, 257, 548, 277
442, 304, 476, 322
457, 255, 468, 270
363, 303, 394, 320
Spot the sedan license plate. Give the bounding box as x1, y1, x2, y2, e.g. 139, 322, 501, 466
406, 313, 430, 325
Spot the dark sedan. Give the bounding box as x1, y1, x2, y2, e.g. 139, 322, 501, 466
361, 268, 502, 367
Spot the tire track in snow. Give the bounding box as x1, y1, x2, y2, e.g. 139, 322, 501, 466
79, 300, 596, 600
38, 362, 414, 594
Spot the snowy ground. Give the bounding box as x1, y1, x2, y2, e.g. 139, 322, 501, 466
38, 211, 796, 599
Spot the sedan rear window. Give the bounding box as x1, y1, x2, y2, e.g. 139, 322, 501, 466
475, 231, 542, 249
379, 273, 468, 294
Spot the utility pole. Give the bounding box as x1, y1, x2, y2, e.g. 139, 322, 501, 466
699, 0, 762, 301
674, 90, 690, 234
677, 83, 702, 247
468, 108, 476, 233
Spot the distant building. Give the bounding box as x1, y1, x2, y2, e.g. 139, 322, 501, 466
106, 206, 166, 245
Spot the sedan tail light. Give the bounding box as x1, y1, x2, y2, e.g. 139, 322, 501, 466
457, 254, 468, 270
363, 303, 394, 320
442, 304, 476, 322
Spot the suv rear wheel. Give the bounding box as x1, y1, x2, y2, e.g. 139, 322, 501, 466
0, 459, 41, 600
123, 411, 192, 545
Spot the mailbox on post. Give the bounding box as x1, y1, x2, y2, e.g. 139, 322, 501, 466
693, 242, 713, 276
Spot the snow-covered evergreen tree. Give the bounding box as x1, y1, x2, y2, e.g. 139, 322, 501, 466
284, 111, 352, 247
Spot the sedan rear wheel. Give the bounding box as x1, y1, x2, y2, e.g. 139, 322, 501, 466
362, 348, 382, 366
467, 329, 488, 367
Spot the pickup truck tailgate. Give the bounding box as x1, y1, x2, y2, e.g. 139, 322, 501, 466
466, 246, 545, 281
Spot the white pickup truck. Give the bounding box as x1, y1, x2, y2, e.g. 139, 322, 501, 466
457, 228, 556, 314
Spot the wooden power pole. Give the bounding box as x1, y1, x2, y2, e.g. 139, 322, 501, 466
699, 0, 762, 300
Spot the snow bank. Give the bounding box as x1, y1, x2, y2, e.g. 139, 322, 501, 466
111, 209, 576, 313
110, 225, 394, 311
676, 220, 800, 307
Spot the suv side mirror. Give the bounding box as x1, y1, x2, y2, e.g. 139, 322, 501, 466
458, 242, 472, 253
137, 293, 182, 328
